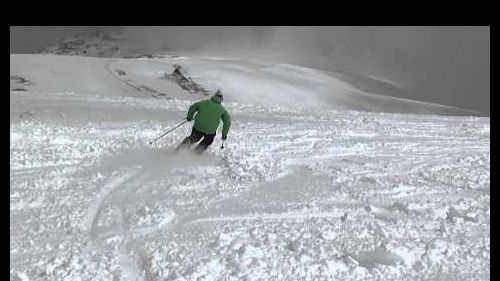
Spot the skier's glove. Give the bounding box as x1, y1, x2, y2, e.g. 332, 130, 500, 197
222, 135, 227, 141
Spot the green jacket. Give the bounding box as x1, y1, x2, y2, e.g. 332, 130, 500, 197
187, 95, 231, 138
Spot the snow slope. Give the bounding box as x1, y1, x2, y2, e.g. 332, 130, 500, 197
12, 54, 478, 115
10, 54, 489, 280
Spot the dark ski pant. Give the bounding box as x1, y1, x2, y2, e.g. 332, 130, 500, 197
176, 127, 215, 154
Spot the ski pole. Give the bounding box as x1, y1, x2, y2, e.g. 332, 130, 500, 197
149, 120, 189, 145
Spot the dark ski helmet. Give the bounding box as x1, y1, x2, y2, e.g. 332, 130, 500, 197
212, 89, 223, 103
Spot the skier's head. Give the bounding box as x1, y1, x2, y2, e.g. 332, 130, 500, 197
211, 90, 223, 103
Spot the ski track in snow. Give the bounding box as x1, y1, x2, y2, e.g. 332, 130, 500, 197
10, 55, 489, 281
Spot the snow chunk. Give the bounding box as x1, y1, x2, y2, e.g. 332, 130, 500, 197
324, 259, 349, 274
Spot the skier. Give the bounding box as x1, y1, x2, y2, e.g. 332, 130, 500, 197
176, 90, 231, 154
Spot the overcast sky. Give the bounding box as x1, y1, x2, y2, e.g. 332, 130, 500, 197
10, 26, 490, 115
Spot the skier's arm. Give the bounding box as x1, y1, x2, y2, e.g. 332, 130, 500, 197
186, 102, 200, 120
221, 111, 231, 139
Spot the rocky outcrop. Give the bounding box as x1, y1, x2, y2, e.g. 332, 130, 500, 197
163, 64, 210, 96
